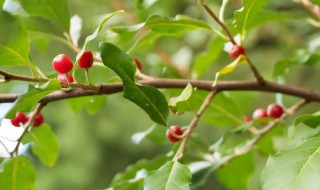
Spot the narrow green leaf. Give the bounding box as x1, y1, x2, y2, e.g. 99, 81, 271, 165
295, 111, 320, 129
215, 152, 254, 190
262, 136, 320, 190
128, 31, 164, 52
81, 11, 124, 51
0, 11, 32, 67
129, 14, 213, 53
234, 0, 268, 35
5, 80, 60, 118
17, 0, 71, 32
74, 11, 124, 73
144, 161, 191, 190
100, 42, 168, 126
145, 14, 211, 33
22, 124, 59, 167
0, 156, 36, 190
169, 83, 197, 114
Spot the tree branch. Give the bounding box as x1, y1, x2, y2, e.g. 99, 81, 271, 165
1, 79, 320, 104
173, 90, 217, 161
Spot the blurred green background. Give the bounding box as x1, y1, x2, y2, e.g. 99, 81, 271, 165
2, 0, 320, 189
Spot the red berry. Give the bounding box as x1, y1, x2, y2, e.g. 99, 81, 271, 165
78, 51, 94, 69
133, 58, 142, 71
32, 113, 44, 127
52, 54, 73, 73
57, 73, 74, 83
267, 104, 284, 118
166, 125, 183, 142
10, 112, 28, 127
243, 115, 251, 122
229, 45, 246, 60
252, 108, 268, 120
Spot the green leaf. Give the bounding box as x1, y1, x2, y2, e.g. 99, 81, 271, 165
215, 152, 254, 190
0, 0, 4, 8
74, 11, 124, 72
169, 83, 198, 114
128, 31, 164, 52
22, 124, 59, 167
107, 23, 144, 45
262, 136, 320, 190
111, 155, 167, 187
16, 0, 71, 32
144, 161, 191, 190
100, 42, 168, 126
5, 80, 60, 118
145, 14, 211, 34
81, 11, 124, 51
0, 156, 36, 190
192, 36, 225, 78
0, 11, 33, 67
234, 0, 268, 35
129, 14, 213, 53
295, 111, 320, 129
203, 93, 243, 126
18, 15, 65, 51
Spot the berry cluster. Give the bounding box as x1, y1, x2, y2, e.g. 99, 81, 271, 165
10, 112, 44, 127
245, 103, 284, 123
52, 51, 94, 86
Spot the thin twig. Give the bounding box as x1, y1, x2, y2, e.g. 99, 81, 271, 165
199, 0, 237, 45
246, 58, 265, 84
0, 70, 48, 83
173, 90, 217, 161
212, 99, 307, 168
9, 103, 47, 157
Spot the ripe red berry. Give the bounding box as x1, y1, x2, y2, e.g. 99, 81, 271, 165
57, 73, 74, 83
267, 104, 284, 118
78, 51, 94, 69
243, 115, 251, 122
166, 125, 184, 142
252, 108, 268, 120
229, 45, 246, 60
33, 113, 44, 127
133, 58, 142, 71
57, 73, 74, 88
10, 112, 29, 127
52, 54, 73, 73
